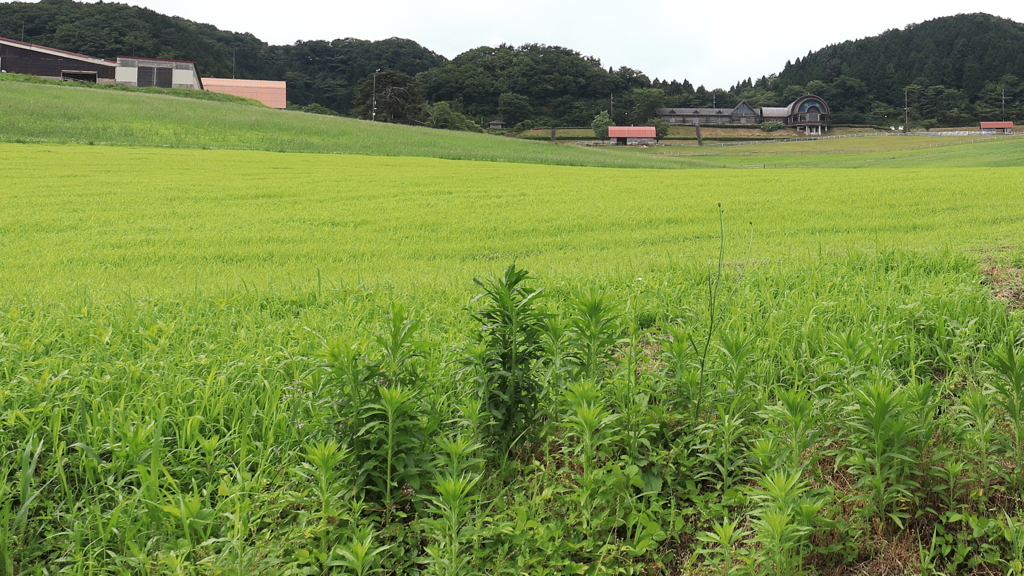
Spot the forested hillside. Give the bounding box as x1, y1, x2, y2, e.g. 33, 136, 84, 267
1, 1, 1021, 127
769, 13, 1024, 125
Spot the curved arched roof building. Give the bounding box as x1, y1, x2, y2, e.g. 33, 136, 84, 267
657, 94, 831, 135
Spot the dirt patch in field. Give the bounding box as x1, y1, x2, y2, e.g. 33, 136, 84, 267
980, 255, 1024, 309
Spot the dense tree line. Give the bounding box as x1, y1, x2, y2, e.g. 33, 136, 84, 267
2, 2, 1021, 127
766, 13, 1024, 125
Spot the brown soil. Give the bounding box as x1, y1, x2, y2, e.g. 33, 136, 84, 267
980, 251, 1024, 309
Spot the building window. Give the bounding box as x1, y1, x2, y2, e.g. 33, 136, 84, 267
137, 66, 156, 87
155, 67, 172, 88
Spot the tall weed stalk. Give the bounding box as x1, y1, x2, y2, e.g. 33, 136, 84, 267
470, 264, 546, 448
986, 335, 1024, 488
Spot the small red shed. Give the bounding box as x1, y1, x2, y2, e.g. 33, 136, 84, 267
608, 126, 657, 146
980, 121, 1014, 134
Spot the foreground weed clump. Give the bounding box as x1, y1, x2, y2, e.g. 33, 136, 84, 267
3, 250, 1024, 574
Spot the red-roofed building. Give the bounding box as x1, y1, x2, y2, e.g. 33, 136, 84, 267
980, 121, 1014, 134
608, 126, 657, 146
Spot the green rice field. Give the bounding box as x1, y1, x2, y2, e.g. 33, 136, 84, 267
2, 142, 1023, 300
3, 82, 1024, 575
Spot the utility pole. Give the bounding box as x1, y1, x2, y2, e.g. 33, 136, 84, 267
232, 51, 235, 80
1002, 87, 1006, 121
610, 93, 614, 120
372, 68, 380, 121
904, 88, 908, 132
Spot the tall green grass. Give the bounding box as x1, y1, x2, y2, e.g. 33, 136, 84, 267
2, 249, 1023, 573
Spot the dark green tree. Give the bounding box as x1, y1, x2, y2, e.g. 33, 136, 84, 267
591, 110, 613, 140
497, 92, 532, 126
631, 88, 666, 124
649, 117, 669, 140
424, 102, 482, 132
352, 71, 425, 123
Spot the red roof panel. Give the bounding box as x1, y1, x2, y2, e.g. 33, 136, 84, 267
608, 126, 657, 138
980, 121, 1014, 129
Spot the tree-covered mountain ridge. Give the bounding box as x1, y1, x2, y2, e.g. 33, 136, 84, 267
1, 1, 1021, 126
769, 12, 1024, 125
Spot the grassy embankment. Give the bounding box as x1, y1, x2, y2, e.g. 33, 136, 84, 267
2, 82, 1024, 574
0, 79, 710, 169
0, 73, 268, 106
4, 77, 1019, 169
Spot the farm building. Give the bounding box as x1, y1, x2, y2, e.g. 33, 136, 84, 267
980, 121, 1014, 134
655, 94, 831, 135
203, 78, 286, 109
608, 126, 657, 145
785, 95, 830, 135
115, 57, 202, 90
488, 119, 507, 129
0, 36, 117, 83
656, 101, 759, 126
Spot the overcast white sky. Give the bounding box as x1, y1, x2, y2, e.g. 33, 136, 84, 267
95, 0, 1024, 89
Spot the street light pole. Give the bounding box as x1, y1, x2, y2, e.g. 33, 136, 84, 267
372, 68, 380, 121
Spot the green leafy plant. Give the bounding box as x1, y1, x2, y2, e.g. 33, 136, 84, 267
758, 387, 821, 471
567, 285, 621, 380
359, 385, 425, 511
420, 472, 482, 576
695, 517, 748, 575
747, 470, 823, 574
986, 335, 1024, 488
470, 264, 547, 448
328, 526, 393, 576
961, 387, 997, 501
842, 379, 921, 528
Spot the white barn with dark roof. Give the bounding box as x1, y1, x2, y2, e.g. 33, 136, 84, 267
656, 101, 759, 125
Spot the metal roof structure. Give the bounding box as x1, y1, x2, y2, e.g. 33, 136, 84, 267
761, 107, 789, 117
656, 108, 733, 116
980, 121, 1014, 129
608, 126, 657, 138
203, 78, 287, 109
116, 55, 198, 65
0, 36, 116, 67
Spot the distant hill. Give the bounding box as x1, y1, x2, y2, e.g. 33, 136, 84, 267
1, 2, 1021, 126
763, 13, 1024, 124
0, 0, 446, 113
